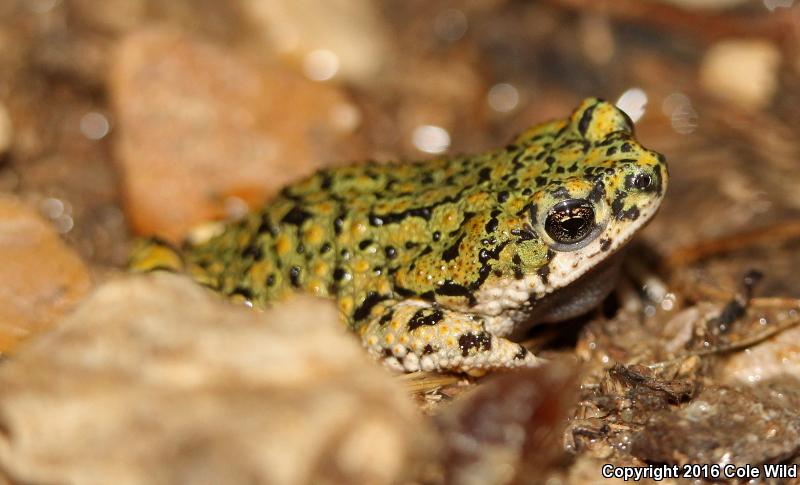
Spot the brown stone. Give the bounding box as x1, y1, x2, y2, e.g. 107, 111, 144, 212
110, 28, 365, 243
0, 273, 427, 484
0, 196, 91, 351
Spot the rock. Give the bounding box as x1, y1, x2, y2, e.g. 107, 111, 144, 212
0, 101, 11, 156
700, 39, 781, 111
111, 28, 366, 243
434, 361, 577, 484
241, 0, 390, 84
0, 273, 426, 485
632, 384, 800, 466
718, 324, 800, 385
0, 196, 91, 352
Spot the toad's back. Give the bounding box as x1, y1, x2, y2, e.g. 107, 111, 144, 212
131, 98, 668, 373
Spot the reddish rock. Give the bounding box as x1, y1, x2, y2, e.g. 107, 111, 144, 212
110, 28, 365, 243
0, 196, 91, 351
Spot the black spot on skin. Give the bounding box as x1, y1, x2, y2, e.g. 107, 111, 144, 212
296, 243, 305, 254
421, 173, 434, 184
588, 181, 605, 203
369, 213, 384, 226
618, 158, 639, 164
442, 234, 465, 262
242, 244, 263, 260
320, 172, 333, 190
408, 309, 444, 331
537, 264, 550, 285
340, 249, 351, 259
478, 167, 492, 183
420, 291, 436, 302
567, 164, 579, 173
508, 179, 519, 188
550, 186, 570, 199
333, 216, 344, 235
511, 227, 536, 241
385, 246, 398, 259
577, 102, 597, 137
606, 146, 617, 156
514, 345, 528, 360
379, 310, 394, 326
511, 254, 524, 279
333, 267, 347, 281
653, 164, 663, 196
535, 176, 548, 187
458, 331, 492, 356
282, 206, 312, 226
231, 286, 252, 299
556, 166, 565, 174
522, 188, 532, 196
257, 215, 277, 236
289, 266, 301, 287
394, 286, 416, 298
359, 239, 373, 250
266, 274, 276, 286
497, 191, 509, 203
423, 344, 435, 355
353, 292, 390, 321
436, 280, 477, 306
545, 155, 556, 165
405, 241, 418, 250
320, 242, 332, 254
485, 218, 499, 233
420, 245, 433, 256
506, 143, 518, 152
620, 142, 632, 153
611, 193, 641, 220
432, 231, 441, 242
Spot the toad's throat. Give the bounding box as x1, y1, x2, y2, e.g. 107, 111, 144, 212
511, 250, 627, 338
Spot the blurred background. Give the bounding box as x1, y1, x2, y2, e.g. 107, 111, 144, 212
0, 2, 799, 482
0, 0, 799, 347
0, 0, 795, 265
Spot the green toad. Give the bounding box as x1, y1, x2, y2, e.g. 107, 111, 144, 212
131, 98, 668, 373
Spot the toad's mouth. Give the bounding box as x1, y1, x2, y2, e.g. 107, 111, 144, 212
543, 192, 664, 296
516, 249, 626, 332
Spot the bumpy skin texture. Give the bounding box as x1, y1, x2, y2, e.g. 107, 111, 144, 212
131, 98, 668, 373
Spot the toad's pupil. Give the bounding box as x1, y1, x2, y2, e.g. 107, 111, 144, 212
634, 174, 652, 190
544, 198, 595, 244
562, 217, 588, 237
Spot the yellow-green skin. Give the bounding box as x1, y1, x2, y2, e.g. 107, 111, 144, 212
131, 98, 668, 373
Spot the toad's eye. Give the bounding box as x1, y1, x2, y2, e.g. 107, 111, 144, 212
632, 173, 652, 191
544, 199, 595, 244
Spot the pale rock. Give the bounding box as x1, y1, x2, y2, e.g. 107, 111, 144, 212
0, 273, 426, 485
700, 39, 781, 110
242, 0, 390, 84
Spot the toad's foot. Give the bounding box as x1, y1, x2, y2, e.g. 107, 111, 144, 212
361, 301, 539, 373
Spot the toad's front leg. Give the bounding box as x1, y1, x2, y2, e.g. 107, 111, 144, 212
360, 301, 539, 373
